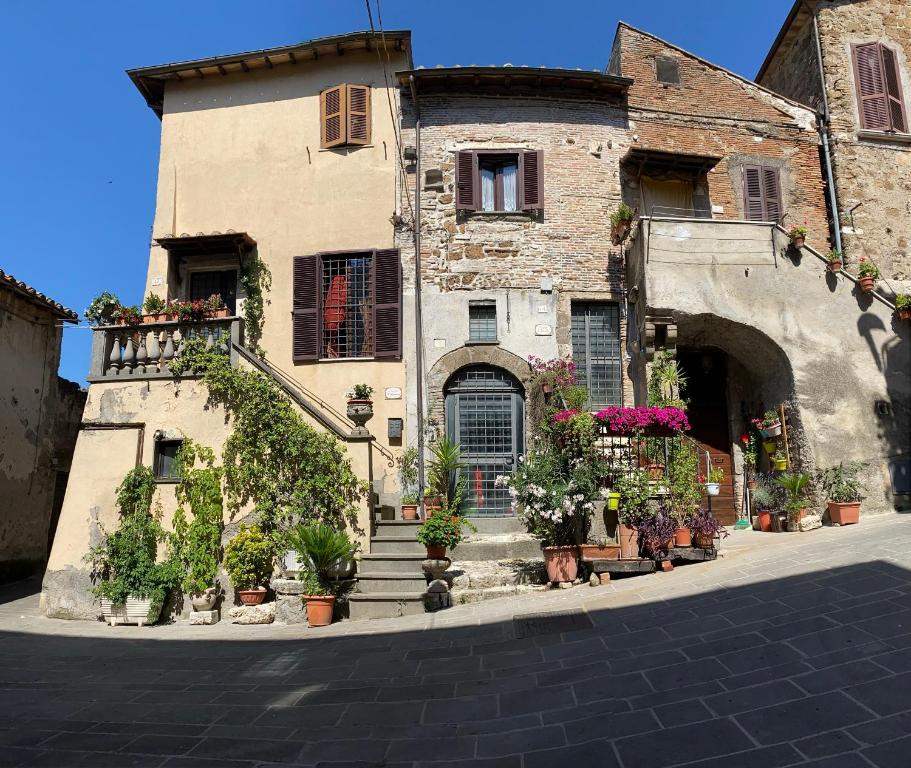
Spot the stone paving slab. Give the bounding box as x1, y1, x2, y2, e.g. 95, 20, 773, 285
0, 514, 910, 766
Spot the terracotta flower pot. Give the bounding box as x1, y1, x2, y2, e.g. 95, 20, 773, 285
426, 545, 447, 560
859, 276, 876, 293
402, 504, 418, 521
211, 307, 230, 319
758, 510, 772, 532
693, 532, 714, 549
674, 528, 692, 547
304, 595, 335, 627
238, 588, 266, 606
747, 479, 758, 490
898, 308, 911, 321
618, 524, 639, 559
828, 501, 861, 525
827, 260, 843, 272
579, 543, 620, 562
791, 235, 805, 248
543, 546, 579, 583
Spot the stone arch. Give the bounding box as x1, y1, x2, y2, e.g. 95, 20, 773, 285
426, 346, 531, 437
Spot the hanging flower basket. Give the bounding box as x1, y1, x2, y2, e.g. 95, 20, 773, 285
705, 482, 721, 497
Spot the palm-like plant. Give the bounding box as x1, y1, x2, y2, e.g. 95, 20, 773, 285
285, 523, 353, 575
775, 472, 812, 523
428, 436, 467, 505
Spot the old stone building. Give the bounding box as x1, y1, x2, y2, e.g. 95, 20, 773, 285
0, 270, 84, 583
758, 0, 911, 286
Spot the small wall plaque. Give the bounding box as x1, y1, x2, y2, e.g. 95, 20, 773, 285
535, 324, 552, 336
384, 387, 402, 400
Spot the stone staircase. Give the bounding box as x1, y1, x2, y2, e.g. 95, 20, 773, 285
348, 520, 429, 621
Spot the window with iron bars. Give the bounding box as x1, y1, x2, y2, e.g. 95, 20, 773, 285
321, 254, 373, 359
571, 302, 622, 409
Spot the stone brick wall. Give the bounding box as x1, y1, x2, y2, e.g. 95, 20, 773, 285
758, 15, 824, 112
760, 0, 911, 283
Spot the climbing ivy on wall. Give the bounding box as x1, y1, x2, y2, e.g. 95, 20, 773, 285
240, 252, 272, 356
175, 340, 367, 542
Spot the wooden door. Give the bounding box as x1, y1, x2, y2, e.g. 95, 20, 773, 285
678, 350, 736, 524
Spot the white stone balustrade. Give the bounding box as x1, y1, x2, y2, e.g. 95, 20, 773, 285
89, 318, 241, 381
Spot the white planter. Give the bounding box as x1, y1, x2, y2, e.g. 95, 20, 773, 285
705, 483, 721, 497
100, 597, 161, 627
765, 422, 782, 437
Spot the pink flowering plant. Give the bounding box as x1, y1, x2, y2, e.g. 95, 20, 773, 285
594, 406, 690, 435
528, 356, 577, 390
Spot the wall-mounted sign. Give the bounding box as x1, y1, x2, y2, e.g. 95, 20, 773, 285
535, 324, 552, 336
384, 387, 402, 400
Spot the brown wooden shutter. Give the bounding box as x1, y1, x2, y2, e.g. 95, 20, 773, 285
743, 166, 765, 221
882, 46, 908, 133
372, 248, 402, 359
346, 84, 371, 145
455, 150, 477, 210
292, 255, 321, 361
521, 149, 544, 210
761, 167, 782, 223
320, 85, 346, 149
853, 43, 890, 131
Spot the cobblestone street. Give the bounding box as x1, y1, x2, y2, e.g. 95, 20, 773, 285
3, 514, 911, 767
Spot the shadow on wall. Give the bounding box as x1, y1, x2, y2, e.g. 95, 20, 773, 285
2, 559, 911, 766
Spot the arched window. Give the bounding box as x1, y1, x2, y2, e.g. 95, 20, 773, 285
444, 365, 525, 516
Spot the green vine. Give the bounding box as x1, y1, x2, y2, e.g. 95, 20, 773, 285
171, 440, 224, 595
240, 253, 272, 356
175, 340, 367, 545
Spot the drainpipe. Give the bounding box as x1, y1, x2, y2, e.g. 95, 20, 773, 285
409, 75, 426, 515
807, 1, 843, 254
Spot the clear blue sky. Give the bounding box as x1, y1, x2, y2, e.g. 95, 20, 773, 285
2, 0, 793, 384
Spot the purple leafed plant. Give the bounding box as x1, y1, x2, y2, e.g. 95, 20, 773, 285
636, 510, 678, 556
689, 509, 729, 539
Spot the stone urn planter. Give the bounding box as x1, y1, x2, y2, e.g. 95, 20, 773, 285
238, 587, 267, 606
304, 595, 335, 627
191, 587, 218, 612
346, 399, 374, 435
618, 524, 639, 559
101, 597, 161, 627
828, 501, 861, 526
543, 546, 578, 583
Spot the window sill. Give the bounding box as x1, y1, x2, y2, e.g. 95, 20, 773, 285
467, 210, 534, 217
465, 339, 500, 346
317, 357, 376, 363
857, 130, 911, 145
155, 478, 180, 485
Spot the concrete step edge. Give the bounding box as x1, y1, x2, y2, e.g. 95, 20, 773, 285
348, 592, 427, 601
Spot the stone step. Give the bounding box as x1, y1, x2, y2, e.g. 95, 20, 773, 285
357, 573, 428, 594
358, 553, 428, 575
466, 516, 524, 534
374, 520, 422, 536
348, 592, 428, 621
370, 536, 426, 555
455, 534, 543, 561
451, 583, 549, 606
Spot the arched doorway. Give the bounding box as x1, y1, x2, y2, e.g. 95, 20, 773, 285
444, 365, 525, 516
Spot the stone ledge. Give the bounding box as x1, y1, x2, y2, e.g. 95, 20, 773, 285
227, 603, 275, 624
188, 610, 219, 625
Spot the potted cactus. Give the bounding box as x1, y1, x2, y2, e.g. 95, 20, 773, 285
856, 257, 881, 293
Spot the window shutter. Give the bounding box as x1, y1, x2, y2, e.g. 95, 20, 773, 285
346, 84, 371, 145
320, 85, 346, 149
743, 166, 765, 221
455, 151, 477, 210
853, 43, 890, 131
292, 255, 321, 361
882, 46, 908, 133
372, 249, 402, 359
761, 167, 782, 223
521, 149, 544, 210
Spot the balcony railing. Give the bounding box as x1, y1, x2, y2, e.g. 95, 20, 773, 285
87, 317, 241, 382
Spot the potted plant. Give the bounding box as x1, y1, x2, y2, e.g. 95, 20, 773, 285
787, 224, 808, 248
396, 447, 419, 520
603, 488, 621, 512
426, 436, 467, 516
85, 466, 180, 626
610, 203, 635, 245
205, 294, 229, 318
346, 384, 374, 431
636, 510, 677, 558
771, 451, 788, 472
895, 294, 911, 321
704, 466, 724, 496
750, 481, 776, 532
741, 433, 758, 489
762, 409, 782, 437
171, 442, 224, 612
817, 462, 866, 526
298, 570, 335, 627
224, 524, 274, 605
856, 257, 881, 293
616, 467, 652, 559
666, 441, 700, 546
775, 472, 812, 531
85, 291, 123, 326
528, 356, 577, 397
142, 293, 169, 323
673, 515, 693, 547
579, 536, 622, 562
825, 249, 843, 272
416, 512, 476, 559
113, 303, 143, 326
689, 508, 728, 549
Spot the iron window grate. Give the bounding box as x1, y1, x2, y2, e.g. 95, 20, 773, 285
321, 254, 373, 359
469, 303, 497, 342
571, 302, 621, 409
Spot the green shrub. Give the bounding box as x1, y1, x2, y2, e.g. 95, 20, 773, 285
416, 513, 476, 550
143, 293, 167, 314
285, 523, 353, 575
223, 525, 274, 590
84, 291, 123, 326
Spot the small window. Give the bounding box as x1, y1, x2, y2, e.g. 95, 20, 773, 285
155, 440, 183, 482
571, 303, 621, 409
656, 56, 680, 85
852, 43, 907, 133
469, 302, 497, 342
742, 165, 782, 223
479, 157, 519, 212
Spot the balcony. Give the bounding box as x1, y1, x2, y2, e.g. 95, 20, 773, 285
87, 317, 241, 382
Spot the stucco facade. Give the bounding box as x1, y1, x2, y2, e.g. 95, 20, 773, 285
0, 273, 84, 583
759, 0, 911, 286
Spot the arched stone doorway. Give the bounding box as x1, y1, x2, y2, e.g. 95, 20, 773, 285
444, 365, 525, 517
